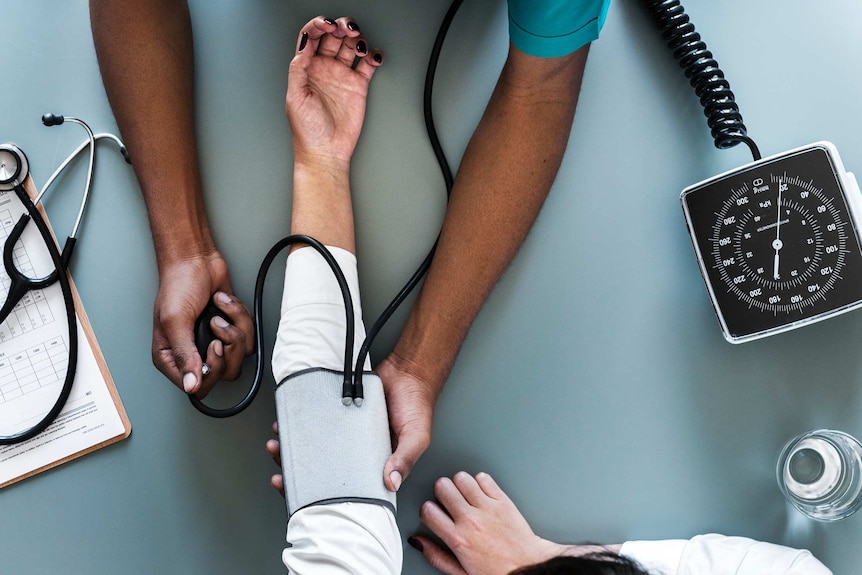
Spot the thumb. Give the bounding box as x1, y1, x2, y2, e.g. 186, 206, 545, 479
174, 347, 202, 396
408, 537, 467, 575
288, 29, 312, 93
162, 321, 202, 395
383, 424, 430, 492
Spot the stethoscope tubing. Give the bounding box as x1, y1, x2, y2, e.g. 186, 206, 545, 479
35, 133, 130, 205
0, 183, 78, 445
0, 118, 128, 444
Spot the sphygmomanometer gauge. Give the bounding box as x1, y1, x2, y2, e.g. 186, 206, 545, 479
682, 142, 862, 343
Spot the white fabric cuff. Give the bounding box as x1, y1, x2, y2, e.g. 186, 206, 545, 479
275, 369, 395, 517
619, 540, 687, 575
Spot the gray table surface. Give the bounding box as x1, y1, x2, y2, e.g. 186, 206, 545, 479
2, 1, 862, 573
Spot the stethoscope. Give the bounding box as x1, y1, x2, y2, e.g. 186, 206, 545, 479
0, 114, 130, 445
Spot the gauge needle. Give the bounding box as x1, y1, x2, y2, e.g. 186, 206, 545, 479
773, 178, 784, 280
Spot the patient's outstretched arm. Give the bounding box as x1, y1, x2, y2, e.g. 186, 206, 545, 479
269, 16, 399, 575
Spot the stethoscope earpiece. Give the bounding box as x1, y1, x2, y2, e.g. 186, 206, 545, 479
41, 113, 65, 127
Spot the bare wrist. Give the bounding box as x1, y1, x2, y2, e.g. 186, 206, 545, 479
293, 151, 351, 178
514, 538, 592, 571
136, 172, 216, 271
150, 218, 216, 272
386, 341, 449, 401
390, 301, 469, 394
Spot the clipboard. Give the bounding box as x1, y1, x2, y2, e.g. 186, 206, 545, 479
0, 175, 131, 489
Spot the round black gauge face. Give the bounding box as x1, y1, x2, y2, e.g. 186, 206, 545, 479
682, 144, 862, 342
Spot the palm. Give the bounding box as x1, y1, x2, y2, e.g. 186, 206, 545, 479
287, 56, 371, 162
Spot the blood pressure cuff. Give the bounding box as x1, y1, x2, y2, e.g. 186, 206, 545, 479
507, 0, 611, 58
275, 368, 396, 518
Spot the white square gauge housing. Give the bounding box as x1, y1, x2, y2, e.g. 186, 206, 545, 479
681, 142, 862, 343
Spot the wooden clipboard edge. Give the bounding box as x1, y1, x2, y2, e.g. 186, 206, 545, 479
0, 177, 131, 490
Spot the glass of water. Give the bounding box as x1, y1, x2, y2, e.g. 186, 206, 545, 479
777, 429, 862, 521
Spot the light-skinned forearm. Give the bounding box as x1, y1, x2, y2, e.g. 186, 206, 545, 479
90, 0, 212, 272
389, 43, 590, 393
291, 157, 355, 253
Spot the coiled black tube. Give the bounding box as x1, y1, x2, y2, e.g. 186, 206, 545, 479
640, 0, 760, 160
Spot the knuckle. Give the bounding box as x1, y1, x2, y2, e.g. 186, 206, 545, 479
220, 295, 240, 311
222, 353, 243, 379
416, 431, 432, 452
427, 553, 447, 570
230, 326, 246, 345
398, 432, 431, 463
222, 366, 242, 381
447, 534, 470, 556
151, 349, 169, 370
172, 348, 192, 369
462, 516, 482, 533
158, 307, 186, 330
399, 453, 419, 472
245, 334, 256, 355
152, 358, 172, 379
419, 501, 434, 520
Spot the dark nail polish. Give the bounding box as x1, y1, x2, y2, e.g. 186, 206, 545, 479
408, 537, 423, 552
356, 40, 367, 54
373, 52, 383, 64
324, 18, 336, 26
347, 21, 360, 32
298, 32, 308, 52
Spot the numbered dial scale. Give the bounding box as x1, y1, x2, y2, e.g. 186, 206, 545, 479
682, 142, 862, 343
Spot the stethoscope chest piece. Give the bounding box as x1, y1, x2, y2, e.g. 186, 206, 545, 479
0, 143, 29, 191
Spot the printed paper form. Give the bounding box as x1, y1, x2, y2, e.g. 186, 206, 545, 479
0, 185, 129, 488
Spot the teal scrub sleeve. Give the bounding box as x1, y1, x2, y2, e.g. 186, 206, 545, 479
507, 0, 611, 58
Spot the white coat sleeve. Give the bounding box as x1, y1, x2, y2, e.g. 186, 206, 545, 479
620, 534, 832, 575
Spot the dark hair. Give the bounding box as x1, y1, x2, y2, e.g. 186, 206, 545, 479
510, 551, 652, 575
